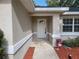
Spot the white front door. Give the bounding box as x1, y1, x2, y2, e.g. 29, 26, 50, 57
37, 19, 46, 38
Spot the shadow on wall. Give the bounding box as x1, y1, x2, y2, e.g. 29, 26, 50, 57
12, 0, 32, 32
0, 29, 9, 59
0, 0, 11, 4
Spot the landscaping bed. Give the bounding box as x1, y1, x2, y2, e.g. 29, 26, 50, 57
55, 47, 79, 59
0, 29, 6, 59
55, 37, 79, 59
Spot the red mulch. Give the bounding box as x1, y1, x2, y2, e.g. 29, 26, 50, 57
55, 47, 79, 59
23, 47, 35, 59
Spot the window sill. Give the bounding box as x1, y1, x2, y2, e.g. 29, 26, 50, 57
61, 32, 79, 36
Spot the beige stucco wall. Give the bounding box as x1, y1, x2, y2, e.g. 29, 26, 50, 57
20, 0, 34, 12
47, 17, 52, 44
12, 0, 32, 44
47, 17, 52, 33
52, 15, 79, 46
52, 14, 61, 34
0, 0, 11, 4
0, 0, 32, 59
0, 0, 14, 59
12, 0, 32, 59
0, 2, 12, 45
61, 35, 78, 40
52, 14, 61, 46
31, 17, 37, 33
31, 17, 37, 41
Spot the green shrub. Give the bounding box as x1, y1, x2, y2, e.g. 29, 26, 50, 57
0, 48, 4, 54
0, 29, 4, 54
62, 37, 79, 47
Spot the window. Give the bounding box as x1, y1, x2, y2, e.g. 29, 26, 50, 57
62, 17, 79, 32
63, 18, 73, 32
74, 18, 79, 32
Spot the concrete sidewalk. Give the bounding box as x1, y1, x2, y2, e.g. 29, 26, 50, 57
30, 40, 59, 59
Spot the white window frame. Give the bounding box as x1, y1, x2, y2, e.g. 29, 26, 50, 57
61, 16, 79, 35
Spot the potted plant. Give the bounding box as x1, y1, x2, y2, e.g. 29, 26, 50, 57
0, 29, 5, 59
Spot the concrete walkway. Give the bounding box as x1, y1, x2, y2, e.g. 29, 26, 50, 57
30, 39, 59, 59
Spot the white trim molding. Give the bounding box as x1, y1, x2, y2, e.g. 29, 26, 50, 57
61, 32, 79, 36
7, 45, 14, 54
63, 12, 79, 15
35, 7, 69, 12
7, 33, 33, 54
52, 34, 61, 39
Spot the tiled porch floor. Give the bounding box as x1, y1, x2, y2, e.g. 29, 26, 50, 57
30, 39, 59, 59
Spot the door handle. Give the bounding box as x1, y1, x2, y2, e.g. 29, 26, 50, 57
45, 28, 46, 34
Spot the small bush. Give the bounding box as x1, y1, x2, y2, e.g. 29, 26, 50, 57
0, 48, 4, 54
0, 29, 4, 54
62, 37, 79, 47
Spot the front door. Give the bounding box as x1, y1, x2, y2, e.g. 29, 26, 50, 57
37, 19, 46, 38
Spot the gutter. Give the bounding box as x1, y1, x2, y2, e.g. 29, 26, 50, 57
34, 7, 69, 12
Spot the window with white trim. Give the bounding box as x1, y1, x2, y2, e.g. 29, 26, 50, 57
62, 17, 79, 32
74, 18, 79, 32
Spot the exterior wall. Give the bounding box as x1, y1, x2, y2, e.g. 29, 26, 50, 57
0, 0, 13, 59
12, 0, 32, 59
61, 35, 78, 40
12, 0, 32, 44
0, 0, 11, 3
31, 17, 37, 41
52, 14, 61, 46
0, 0, 12, 45
60, 15, 79, 40
31, 17, 37, 33
52, 14, 60, 34
0, 0, 33, 59
20, 0, 34, 12
52, 14, 79, 46
46, 17, 52, 44
47, 17, 52, 33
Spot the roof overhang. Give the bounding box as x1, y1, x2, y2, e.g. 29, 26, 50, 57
63, 12, 79, 15
20, 0, 34, 12
34, 7, 69, 12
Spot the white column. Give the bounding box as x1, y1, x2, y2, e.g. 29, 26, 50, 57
52, 14, 61, 47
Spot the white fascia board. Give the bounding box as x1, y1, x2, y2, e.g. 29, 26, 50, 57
63, 12, 79, 15
35, 7, 69, 12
